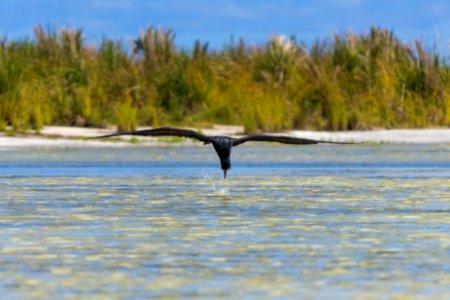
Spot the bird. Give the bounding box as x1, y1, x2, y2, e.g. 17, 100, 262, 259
92, 127, 357, 178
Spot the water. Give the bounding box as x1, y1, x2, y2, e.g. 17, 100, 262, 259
0, 144, 449, 299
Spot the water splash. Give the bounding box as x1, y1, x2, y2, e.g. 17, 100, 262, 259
200, 169, 212, 180
212, 179, 230, 196
201, 170, 230, 196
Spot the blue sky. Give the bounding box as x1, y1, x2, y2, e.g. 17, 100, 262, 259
0, 0, 449, 52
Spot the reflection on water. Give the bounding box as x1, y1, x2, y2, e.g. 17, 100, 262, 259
0, 144, 449, 298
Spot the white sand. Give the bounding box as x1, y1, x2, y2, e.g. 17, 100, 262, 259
288, 129, 450, 144
0, 126, 449, 149
38, 125, 244, 138
0, 136, 128, 149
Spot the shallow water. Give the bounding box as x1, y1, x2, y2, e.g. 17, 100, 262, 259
0, 144, 449, 299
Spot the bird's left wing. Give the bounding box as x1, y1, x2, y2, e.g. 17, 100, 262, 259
232, 134, 356, 146
92, 127, 212, 143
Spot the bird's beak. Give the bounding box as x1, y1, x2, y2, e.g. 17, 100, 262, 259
223, 169, 227, 179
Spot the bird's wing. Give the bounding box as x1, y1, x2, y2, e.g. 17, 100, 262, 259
232, 134, 356, 146
92, 127, 211, 143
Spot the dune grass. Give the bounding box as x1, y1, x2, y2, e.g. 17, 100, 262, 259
0, 26, 449, 133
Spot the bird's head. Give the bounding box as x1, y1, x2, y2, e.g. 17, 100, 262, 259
220, 157, 231, 179
211, 137, 232, 179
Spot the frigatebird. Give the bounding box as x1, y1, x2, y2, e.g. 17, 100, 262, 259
93, 127, 356, 178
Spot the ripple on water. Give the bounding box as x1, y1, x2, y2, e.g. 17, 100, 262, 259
0, 145, 449, 298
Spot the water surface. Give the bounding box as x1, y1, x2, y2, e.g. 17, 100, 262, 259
0, 144, 449, 299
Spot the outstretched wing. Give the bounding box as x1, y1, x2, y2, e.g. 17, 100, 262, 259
92, 127, 212, 143
232, 134, 356, 146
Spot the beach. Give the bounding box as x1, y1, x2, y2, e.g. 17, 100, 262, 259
0, 126, 449, 149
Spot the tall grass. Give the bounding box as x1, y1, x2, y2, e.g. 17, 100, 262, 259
0, 26, 448, 133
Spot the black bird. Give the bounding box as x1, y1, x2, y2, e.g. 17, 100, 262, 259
93, 127, 356, 178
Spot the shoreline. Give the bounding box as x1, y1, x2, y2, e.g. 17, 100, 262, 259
1, 126, 449, 149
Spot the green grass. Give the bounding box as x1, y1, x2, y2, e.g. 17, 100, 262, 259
157, 137, 186, 143
0, 26, 449, 133
129, 137, 139, 144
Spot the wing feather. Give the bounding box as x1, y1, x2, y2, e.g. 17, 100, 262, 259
232, 134, 355, 146
92, 127, 211, 143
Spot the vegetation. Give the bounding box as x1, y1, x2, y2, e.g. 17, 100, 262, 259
0, 25, 449, 133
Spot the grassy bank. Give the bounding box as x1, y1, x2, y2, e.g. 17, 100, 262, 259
0, 26, 449, 133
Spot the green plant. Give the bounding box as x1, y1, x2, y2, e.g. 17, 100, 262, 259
0, 25, 448, 133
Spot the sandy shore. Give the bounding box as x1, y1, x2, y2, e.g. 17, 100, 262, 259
287, 129, 450, 144
0, 125, 449, 149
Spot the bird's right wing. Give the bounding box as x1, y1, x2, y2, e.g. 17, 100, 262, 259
92, 127, 212, 143
232, 134, 356, 146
